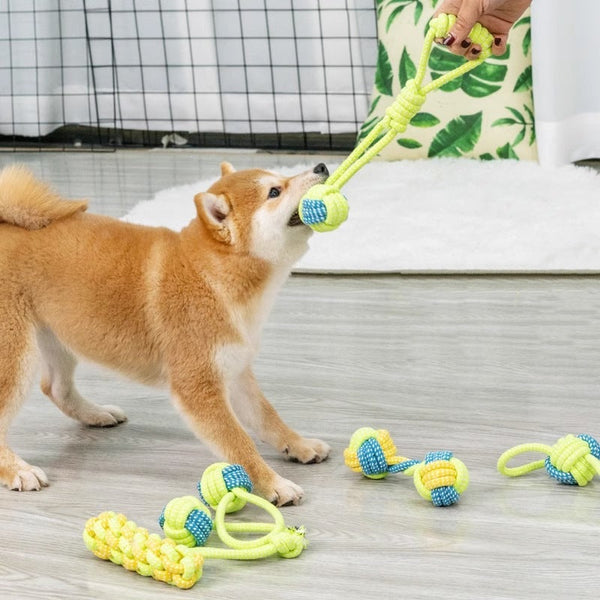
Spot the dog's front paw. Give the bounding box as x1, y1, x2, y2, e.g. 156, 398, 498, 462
263, 475, 304, 507
10, 465, 49, 491
284, 438, 331, 464
83, 404, 128, 427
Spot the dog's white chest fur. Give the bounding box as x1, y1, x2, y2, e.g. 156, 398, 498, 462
216, 267, 288, 382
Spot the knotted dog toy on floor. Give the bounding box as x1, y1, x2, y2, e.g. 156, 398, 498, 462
497, 434, 600, 486
298, 13, 494, 232
344, 427, 469, 506
84, 511, 204, 589
84, 462, 306, 589
159, 462, 307, 560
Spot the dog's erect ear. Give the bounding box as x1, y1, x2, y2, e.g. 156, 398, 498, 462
220, 162, 236, 177
194, 192, 233, 244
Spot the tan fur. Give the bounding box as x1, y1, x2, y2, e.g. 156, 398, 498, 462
0, 165, 87, 230
0, 162, 330, 504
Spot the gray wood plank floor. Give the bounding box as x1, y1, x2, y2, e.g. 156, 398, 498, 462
1, 150, 599, 599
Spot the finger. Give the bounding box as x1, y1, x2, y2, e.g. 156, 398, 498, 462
491, 33, 507, 56
448, 36, 473, 58
433, 0, 463, 19
466, 43, 482, 60
447, 0, 482, 49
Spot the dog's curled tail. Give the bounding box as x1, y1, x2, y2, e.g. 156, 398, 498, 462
0, 164, 87, 230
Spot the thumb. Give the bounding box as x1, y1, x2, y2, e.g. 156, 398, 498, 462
448, 1, 482, 46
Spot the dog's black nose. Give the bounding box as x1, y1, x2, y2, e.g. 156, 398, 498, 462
313, 163, 329, 176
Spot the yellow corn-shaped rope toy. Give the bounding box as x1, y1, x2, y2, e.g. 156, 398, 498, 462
84, 511, 204, 589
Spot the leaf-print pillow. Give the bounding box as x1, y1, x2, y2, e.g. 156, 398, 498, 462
361, 0, 537, 160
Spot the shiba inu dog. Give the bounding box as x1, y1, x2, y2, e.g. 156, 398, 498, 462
0, 162, 331, 505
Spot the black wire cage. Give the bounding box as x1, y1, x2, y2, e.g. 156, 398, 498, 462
0, 0, 377, 151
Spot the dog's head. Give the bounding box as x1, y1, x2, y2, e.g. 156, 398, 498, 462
194, 162, 328, 266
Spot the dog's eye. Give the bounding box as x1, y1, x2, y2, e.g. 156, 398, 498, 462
268, 187, 281, 198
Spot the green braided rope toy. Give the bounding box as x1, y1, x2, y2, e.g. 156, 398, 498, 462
84, 463, 306, 589
160, 462, 307, 560
498, 434, 600, 486
298, 13, 494, 232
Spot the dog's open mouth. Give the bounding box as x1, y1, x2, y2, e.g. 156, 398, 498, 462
288, 209, 304, 227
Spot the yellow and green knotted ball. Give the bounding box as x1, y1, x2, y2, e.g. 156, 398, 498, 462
197, 462, 253, 513
298, 183, 349, 232
545, 434, 600, 485
343, 427, 407, 479
412, 452, 469, 507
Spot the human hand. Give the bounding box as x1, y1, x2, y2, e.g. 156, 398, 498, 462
434, 0, 532, 59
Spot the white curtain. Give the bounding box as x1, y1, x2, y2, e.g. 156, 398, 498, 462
531, 0, 600, 166
0, 0, 375, 138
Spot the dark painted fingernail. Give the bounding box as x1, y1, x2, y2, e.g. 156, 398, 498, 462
471, 47, 481, 55
461, 39, 471, 48
494, 37, 502, 46
442, 34, 455, 46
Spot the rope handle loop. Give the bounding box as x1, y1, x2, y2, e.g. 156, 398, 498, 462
326, 13, 494, 192
498, 434, 600, 486
497, 442, 554, 477
213, 487, 286, 550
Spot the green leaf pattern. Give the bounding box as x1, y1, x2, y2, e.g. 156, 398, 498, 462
397, 138, 423, 148
375, 42, 394, 96
361, 2, 536, 160
410, 112, 440, 127
398, 48, 416, 88
428, 112, 482, 157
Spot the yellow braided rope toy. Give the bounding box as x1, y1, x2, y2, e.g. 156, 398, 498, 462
83, 512, 204, 589
498, 433, 600, 486
84, 463, 306, 589
344, 427, 469, 506
298, 13, 494, 232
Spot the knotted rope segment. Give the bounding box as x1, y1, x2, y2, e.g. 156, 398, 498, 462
497, 434, 600, 486
344, 427, 469, 506
84, 463, 307, 589
83, 511, 204, 589
298, 13, 494, 232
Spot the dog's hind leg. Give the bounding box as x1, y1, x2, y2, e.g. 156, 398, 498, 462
37, 327, 127, 427
0, 313, 48, 491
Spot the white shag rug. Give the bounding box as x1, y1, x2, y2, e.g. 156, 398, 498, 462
123, 158, 600, 273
